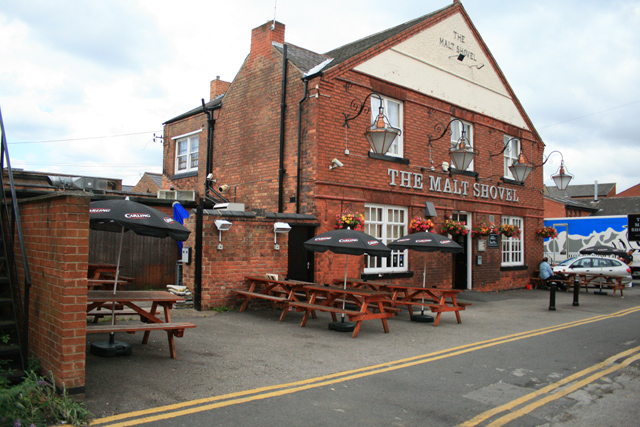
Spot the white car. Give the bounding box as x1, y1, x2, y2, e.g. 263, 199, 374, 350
552, 256, 632, 284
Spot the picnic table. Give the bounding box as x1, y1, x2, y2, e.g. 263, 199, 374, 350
340, 279, 470, 326
87, 262, 135, 289
86, 290, 196, 358
564, 273, 626, 296
233, 276, 312, 321
288, 283, 395, 338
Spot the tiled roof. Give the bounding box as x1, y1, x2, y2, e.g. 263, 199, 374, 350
589, 196, 640, 216
163, 97, 223, 125
323, 4, 454, 70
146, 172, 163, 188
273, 43, 332, 75
544, 195, 598, 212
546, 183, 616, 199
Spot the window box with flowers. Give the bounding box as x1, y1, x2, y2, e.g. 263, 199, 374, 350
334, 211, 365, 231
536, 226, 558, 239
409, 217, 434, 234
472, 221, 499, 237
500, 223, 521, 239
441, 219, 468, 236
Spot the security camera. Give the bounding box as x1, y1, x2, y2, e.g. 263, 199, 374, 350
330, 158, 344, 170
206, 173, 215, 182
218, 184, 230, 193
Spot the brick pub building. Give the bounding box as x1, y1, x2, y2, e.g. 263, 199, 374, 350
162, 0, 547, 306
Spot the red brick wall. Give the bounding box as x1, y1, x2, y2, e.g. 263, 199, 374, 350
180, 213, 316, 309
132, 173, 161, 194
544, 197, 567, 218
15, 194, 90, 390
162, 114, 207, 194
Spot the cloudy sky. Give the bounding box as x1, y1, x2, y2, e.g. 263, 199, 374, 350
1, 0, 638, 192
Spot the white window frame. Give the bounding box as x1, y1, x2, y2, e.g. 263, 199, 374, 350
364, 204, 407, 273
173, 131, 200, 173
371, 95, 403, 157
451, 119, 474, 171
501, 216, 523, 266
503, 135, 520, 180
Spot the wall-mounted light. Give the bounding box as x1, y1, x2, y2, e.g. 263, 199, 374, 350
428, 119, 478, 173
273, 222, 291, 250
342, 92, 401, 156
215, 219, 232, 250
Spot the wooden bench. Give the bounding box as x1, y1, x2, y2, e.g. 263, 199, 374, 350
287, 301, 362, 327
530, 270, 571, 290
87, 308, 140, 323
86, 322, 197, 358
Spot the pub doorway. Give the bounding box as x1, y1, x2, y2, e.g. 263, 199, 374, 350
287, 225, 315, 282
451, 212, 469, 290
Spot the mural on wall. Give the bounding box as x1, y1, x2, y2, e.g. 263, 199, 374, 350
543, 216, 640, 265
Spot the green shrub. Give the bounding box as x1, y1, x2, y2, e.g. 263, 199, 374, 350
0, 363, 93, 427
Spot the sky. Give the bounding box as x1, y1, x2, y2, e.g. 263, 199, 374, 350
0, 0, 639, 192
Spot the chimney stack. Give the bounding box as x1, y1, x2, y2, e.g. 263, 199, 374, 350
250, 21, 285, 58
210, 76, 231, 101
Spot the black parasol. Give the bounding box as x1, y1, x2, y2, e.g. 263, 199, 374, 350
89, 198, 191, 356
388, 232, 462, 322
304, 228, 390, 331
579, 243, 627, 257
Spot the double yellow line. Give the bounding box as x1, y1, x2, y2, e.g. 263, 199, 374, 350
91, 306, 640, 427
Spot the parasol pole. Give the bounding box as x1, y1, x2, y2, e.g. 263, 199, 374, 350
420, 255, 427, 315
341, 255, 348, 322
108, 227, 125, 344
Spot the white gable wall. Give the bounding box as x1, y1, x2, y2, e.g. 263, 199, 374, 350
354, 13, 529, 130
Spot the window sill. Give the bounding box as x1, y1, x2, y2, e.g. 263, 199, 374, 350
449, 168, 479, 179
360, 271, 414, 280
500, 265, 529, 272
368, 152, 410, 165
172, 171, 198, 180
500, 177, 524, 186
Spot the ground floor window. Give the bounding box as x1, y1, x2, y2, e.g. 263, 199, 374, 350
364, 204, 407, 273
501, 216, 523, 266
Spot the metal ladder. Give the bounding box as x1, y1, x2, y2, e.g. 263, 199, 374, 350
0, 107, 30, 383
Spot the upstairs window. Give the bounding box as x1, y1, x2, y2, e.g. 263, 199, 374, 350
503, 135, 521, 180
371, 95, 403, 157
174, 132, 199, 173
451, 119, 473, 171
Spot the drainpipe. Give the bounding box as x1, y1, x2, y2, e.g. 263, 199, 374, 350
277, 44, 288, 213
202, 99, 215, 200
296, 78, 309, 213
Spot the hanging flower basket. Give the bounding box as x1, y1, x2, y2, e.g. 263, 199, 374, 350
441, 219, 468, 236
500, 223, 521, 239
334, 211, 365, 231
472, 221, 499, 237
536, 226, 558, 239
409, 217, 435, 234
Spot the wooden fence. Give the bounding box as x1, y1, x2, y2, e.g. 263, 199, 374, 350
89, 229, 181, 290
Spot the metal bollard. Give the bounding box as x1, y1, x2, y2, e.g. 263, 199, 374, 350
549, 282, 556, 311
572, 276, 580, 306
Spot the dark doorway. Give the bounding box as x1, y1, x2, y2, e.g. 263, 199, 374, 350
452, 213, 468, 290
287, 225, 315, 282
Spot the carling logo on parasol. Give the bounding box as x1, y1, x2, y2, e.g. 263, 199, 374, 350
367, 240, 380, 246
90, 208, 110, 213
315, 237, 332, 241
163, 217, 176, 224
339, 238, 359, 243
124, 213, 151, 219
415, 239, 433, 243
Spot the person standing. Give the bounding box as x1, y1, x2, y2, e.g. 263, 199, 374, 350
619, 249, 635, 266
